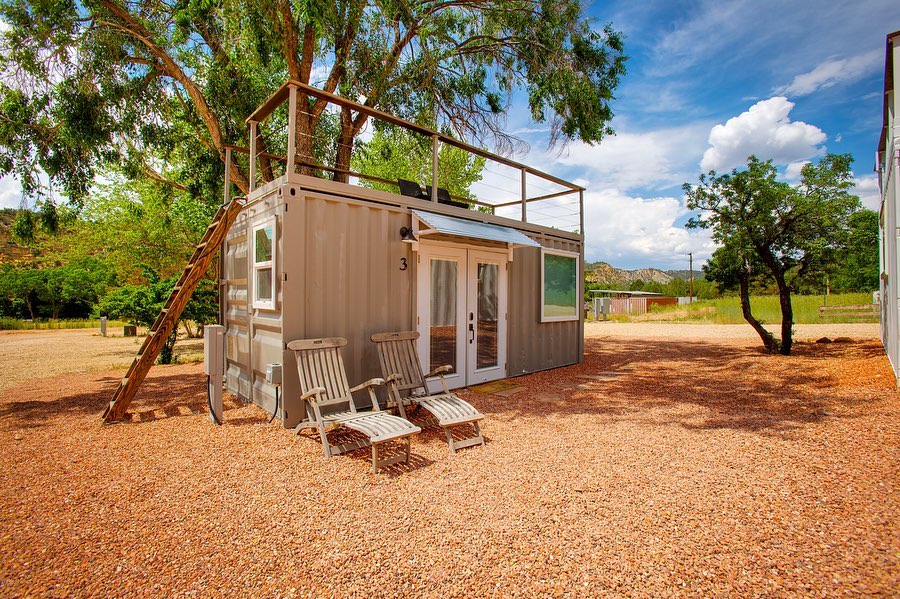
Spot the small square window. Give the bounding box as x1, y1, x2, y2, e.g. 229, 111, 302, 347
252, 220, 276, 310
541, 248, 579, 322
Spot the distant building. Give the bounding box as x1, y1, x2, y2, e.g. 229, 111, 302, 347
877, 30, 900, 384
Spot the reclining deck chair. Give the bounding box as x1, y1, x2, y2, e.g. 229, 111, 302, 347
287, 337, 421, 472
370, 331, 485, 453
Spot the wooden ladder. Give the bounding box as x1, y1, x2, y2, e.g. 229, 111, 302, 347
102, 198, 245, 423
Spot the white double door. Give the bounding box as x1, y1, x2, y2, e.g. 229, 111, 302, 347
416, 244, 508, 391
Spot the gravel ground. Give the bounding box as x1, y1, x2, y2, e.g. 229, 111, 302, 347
0, 326, 897, 596
0, 329, 203, 390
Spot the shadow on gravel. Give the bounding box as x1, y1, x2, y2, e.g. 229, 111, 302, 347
296, 427, 438, 474
0, 370, 239, 430
472, 337, 889, 439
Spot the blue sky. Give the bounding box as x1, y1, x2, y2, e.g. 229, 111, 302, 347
503, 0, 900, 270
1, 2, 898, 273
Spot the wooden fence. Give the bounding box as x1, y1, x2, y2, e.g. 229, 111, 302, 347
609, 297, 679, 316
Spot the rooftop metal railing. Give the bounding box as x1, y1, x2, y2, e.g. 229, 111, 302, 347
226, 80, 585, 234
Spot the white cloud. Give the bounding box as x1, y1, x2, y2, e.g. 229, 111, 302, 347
0, 176, 21, 209
774, 51, 882, 97
853, 174, 881, 211
581, 188, 716, 269
700, 97, 826, 172
510, 126, 550, 135
546, 123, 711, 192
783, 160, 809, 182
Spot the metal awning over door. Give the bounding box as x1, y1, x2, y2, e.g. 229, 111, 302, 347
412, 210, 540, 247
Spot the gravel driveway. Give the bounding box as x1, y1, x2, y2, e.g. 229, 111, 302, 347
0, 325, 896, 595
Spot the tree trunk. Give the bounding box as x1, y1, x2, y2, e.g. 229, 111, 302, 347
773, 272, 794, 356
332, 107, 355, 183
294, 107, 318, 176
24, 295, 35, 320
739, 262, 780, 354
158, 327, 178, 365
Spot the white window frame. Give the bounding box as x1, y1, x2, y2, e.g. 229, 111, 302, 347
540, 247, 580, 323
252, 218, 276, 310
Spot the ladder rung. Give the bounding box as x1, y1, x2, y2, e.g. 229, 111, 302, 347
185, 263, 196, 270
196, 242, 208, 249
207, 220, 221, 229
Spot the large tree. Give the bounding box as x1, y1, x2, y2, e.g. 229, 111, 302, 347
0, 0, 626, 209
685, 154, 860, 355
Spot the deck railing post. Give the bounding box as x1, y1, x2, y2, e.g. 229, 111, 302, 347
249, 121, 258, 193
431, 134, 439, 202
286, 86, 297, 176
579, 189, 584, 236
224, 147, 232, 205
521, 168, 527, 222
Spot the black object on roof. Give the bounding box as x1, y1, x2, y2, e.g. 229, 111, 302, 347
426, 185, 469, 209
398, 178, 429, 199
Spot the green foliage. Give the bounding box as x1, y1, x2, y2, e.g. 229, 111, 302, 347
0, 0, 625, 208
99, 271, 219, 363
685, 154, 861, 355
352, 126, 485, 199
55, 176, 215, 282
181, 279, 219, 337
0, 259, 116, 319
10, 210, 35, 243
831, 209, 879, 292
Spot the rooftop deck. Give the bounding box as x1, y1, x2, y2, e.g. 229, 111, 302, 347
224, 80, 584, 237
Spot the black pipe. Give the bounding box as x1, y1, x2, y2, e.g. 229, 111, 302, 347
207, 374, 222, 425
268, 386, 280, 424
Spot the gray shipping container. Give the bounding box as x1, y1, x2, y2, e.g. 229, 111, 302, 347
223, 175, 584, 429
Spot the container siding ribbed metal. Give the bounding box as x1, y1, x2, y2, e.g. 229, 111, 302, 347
223, 178, 584, 429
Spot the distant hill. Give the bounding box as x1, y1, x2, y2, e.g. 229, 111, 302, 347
664, 269, 704, 281
585, 261, 703, 287
0, 209, 33, 265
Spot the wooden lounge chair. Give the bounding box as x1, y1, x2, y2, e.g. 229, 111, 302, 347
370, 331, 485, 453
287, 337, 421, 472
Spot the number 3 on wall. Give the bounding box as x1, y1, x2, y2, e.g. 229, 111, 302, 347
400, 258, 408, 271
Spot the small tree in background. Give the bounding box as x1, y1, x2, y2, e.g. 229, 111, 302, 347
99, 269, 219, 363
831, 209, 879, 292
685, 154, 860, 355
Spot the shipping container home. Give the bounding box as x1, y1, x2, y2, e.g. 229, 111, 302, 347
878, 30, 900, 385
222, 81, 586, 429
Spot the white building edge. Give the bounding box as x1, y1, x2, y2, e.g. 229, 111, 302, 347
877, 31, 900, 384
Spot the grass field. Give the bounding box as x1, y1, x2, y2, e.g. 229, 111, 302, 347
618, 293, 878, 324
0, 317, 128, 331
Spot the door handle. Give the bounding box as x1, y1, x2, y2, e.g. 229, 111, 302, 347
468, 323, 474, 343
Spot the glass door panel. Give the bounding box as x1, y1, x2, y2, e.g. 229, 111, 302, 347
429, 259, 458, 373
475, 263, 499, 369
467, 250, 507, 385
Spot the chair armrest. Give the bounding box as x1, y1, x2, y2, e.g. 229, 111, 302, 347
301, 387, 326, 402
350, 377, 385, 393
425, 365, 452, 379
383, 373, 404, 385
425, 365, 452, 394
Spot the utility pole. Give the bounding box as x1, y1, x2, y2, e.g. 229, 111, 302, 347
688, 252, 693, 304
